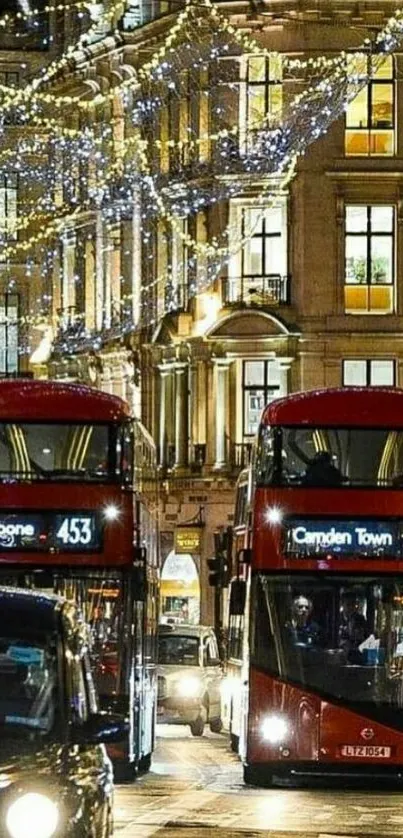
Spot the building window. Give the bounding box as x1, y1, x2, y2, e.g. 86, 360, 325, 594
0, 293, 18, 376
0, 174, 18, 242
345, 55, 394, 156
241, 55, 282, 152
243, 360, 281, 436
0, 71, 19, 88
344, 205, 394, 314
226, 205, 287, 305
343, 359, 395, 387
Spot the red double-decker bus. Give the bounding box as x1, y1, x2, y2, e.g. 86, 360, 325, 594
0, 379, 159, 779
228, 386, 403, 786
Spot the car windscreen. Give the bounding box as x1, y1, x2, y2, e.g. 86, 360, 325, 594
251, 573, 403, 729
0, 634, 57, 735
158, 635, 199, 666
257, 425, 403, 488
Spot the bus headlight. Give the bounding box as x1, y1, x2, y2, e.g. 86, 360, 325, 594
103, 504, 120, 521
6, 793, 59, 838
176, 677, 201, 697
261, 715, 288, 744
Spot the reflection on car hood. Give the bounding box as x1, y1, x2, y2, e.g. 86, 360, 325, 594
0, 739, 63, 787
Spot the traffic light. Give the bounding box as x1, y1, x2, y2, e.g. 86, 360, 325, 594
207, 528, 233, 587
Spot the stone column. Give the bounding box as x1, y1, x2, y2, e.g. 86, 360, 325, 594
95, 211, 104, 331
174, 362, 189, 470
214, 358, 231, 470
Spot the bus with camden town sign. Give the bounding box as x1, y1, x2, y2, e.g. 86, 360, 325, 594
0, 379, 159, 780
227, 386, 403, 785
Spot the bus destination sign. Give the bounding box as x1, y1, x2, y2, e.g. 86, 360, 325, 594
284, 519, 401, 558
0, 512, 100, 552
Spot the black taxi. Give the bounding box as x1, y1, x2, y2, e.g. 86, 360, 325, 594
0, 587, 127, 838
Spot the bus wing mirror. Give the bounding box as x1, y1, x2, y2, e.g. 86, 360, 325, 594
131, 564, 147, 602
237, 547, 252, 565
229, 580, 246, 616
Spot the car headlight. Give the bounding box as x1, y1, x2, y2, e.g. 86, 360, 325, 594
261, 715, 288, 744
176, 676, 201, 697
6, 792, 59, 838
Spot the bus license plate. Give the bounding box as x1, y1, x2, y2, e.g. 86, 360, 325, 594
341, 745, 391, 758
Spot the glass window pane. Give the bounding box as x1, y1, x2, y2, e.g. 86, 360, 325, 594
346, 88, 368, 128
345, 235, 367, 283
269, 55, 283, 82
346, 206, 367, 232
269, 85, 282, 120
370, 130, 394, 156
370, 206, 393, 232
248, 86, 266, 127
243, 237, 263, 276
248, 56, 266, 82
244, 361, 265, 386
244, 389, 265, 435
372, 84, 393, 127
343, 360, 367, 386
345, 129, 370, 156
371, 236, 393, 284
370, 360, 394, 386
264, 206, 282, 234
243, 209, 263, 237
373, 56, 393, 79
265, 235, 286, 275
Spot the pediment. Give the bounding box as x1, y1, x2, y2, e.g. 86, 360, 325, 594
207, 310, 291, 338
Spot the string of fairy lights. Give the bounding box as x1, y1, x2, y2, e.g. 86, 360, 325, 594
0, 0, 403, 353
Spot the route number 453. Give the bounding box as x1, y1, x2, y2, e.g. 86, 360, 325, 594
56, 517, 93, 545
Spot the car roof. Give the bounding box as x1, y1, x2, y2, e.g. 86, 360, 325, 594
0, 586, 68, 634
159, 624, 214, 638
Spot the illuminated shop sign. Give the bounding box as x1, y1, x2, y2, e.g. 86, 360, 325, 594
0, 512, 100, 552
284, 519, 401, 557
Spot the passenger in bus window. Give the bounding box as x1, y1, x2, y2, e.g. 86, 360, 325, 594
285, 595, 322, 647
339, 591, 369, 662
302, 451, 344, 487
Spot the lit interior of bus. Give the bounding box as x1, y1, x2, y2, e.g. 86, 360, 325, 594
257, 425, 403, 487
252, 574, 403, 728
0, 422, 132, 481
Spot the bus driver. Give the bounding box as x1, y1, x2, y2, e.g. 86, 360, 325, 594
286, 595, 322, 647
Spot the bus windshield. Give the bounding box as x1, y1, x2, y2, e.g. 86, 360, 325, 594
0, 422, 130, 482
257, 425, 403, 488
252, 573, 403, 729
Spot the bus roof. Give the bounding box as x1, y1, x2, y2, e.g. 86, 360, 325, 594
261, 387, 403, 428
0, 380, 130, 422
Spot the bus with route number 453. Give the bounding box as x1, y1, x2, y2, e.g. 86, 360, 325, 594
0, 378, 159, 781
226, 386, 403, 786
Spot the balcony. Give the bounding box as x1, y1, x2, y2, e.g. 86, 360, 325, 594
222, 275, 291, 308
158, 440, 252, 477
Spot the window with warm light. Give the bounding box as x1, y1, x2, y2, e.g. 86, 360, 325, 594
344, 205, 394, 314
345, 55, 395, 156
243, 360, 282, 436
0, 174, 18, 242
241, 55, 283, 152
0, 293, 18, 376
343, 359, 395, 387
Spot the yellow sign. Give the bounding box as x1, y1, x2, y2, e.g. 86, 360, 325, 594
174, 527, 202, 554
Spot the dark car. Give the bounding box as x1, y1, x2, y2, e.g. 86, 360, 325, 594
0, 587, 127, 838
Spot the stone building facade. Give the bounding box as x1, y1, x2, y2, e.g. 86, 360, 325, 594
2, 0, 402, 625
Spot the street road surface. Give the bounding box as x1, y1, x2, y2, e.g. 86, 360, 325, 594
114, 725, 403, 837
